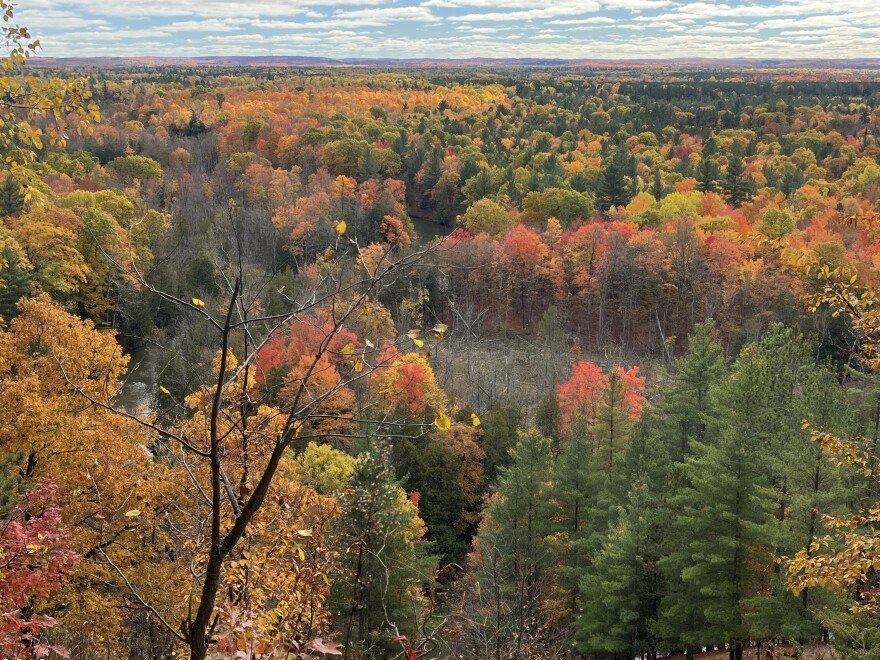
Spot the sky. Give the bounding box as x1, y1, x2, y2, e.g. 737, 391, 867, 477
18, 0, 880, 60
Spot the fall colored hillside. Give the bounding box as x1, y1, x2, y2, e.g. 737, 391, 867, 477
2, 7, 880, 657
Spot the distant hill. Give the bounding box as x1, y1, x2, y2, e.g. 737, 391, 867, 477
26, 56, 880, 69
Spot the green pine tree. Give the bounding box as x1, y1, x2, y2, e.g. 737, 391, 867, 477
422, 146, 444, 190
592, 368, 638, 483
472, 428, 553, 659
737, 328, 853, 642
357, 146, 378, 182
661, 320, 727, 462
722, 155, 755, 207
642, 324, 727, 659
658, 432, 775, 660
576, 481, 665, 658
545, 419, 593, 620
481, 406, 523, 483
330, 442, 437, 657
696, 157, 720, 193
0, 242, 33, 323
657, 334, 783, 659
596, 148, 634, 212
650, 168, 666, 200
0, 175, 25, 217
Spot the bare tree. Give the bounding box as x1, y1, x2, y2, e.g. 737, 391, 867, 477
59, 205, 447, 659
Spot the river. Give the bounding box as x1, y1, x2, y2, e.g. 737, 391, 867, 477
115, 343, 162, 413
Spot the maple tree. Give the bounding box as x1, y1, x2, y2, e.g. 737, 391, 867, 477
0, 480, 77, 659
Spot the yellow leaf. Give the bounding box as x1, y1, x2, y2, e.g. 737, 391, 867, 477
159, 385, 170, 395
434, 411, 451, 431
471, 413, 481, 427
192, 297, 205, 307
125, 509, 141, 518
297, 529, 313, 537
432, 323, 448, 340
407, 329, 424, 347
341, 342, 356, 356
336, 220, 347, 236
354, 358, 364, 373
26, 543, 40, 551
297, 545, 305, 561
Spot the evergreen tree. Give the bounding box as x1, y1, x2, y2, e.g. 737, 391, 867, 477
740, 329, 852, 642
656, 336, 774, 659
576, 481, 664, 658
535, 391, 561, 450
462, 167, 495, 205
392, 435, 466, 564
722, 155, 755, 207
762, 163, 780, 189
422, 146, 444, 190
643, 324, 727, 660
561, 369, 647, 649
0, 175, 24, 217
592, 368, 640, 482
695, 157, 720, 193
650, 168, 666, 200
545, 419, 592, 621
657, 326, 843, 658
471, 428, 553, 659
596, 148, 634, 212
357, 146, 377, 181
0, 243, 33, 323
661, 320, 727, 462
458, 157, 480, 185
481, 406, 523, 483
658, 432, 775, 660
186, 111, 208, 136
780, 166, 806, 197
330, 442, 437, 656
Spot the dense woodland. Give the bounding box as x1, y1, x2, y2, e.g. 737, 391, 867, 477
3, 7, 880, 657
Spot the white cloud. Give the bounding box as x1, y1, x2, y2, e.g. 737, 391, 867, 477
547, 17, 617, 25
21, 0, 880, 59
603, 0, 672, 9
332, 6, 439, 21
16, 9, 108, 29
163, 19, 244, 32
449, 2, 602, 21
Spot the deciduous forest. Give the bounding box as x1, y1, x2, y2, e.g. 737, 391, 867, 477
4, 4, 880, 658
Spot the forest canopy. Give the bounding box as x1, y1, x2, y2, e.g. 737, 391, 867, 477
2, 13, 880, 657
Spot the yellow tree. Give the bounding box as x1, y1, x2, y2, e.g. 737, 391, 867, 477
786, 251, 880, 613
0, 295, 188, 654
0, 0, 99, 190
